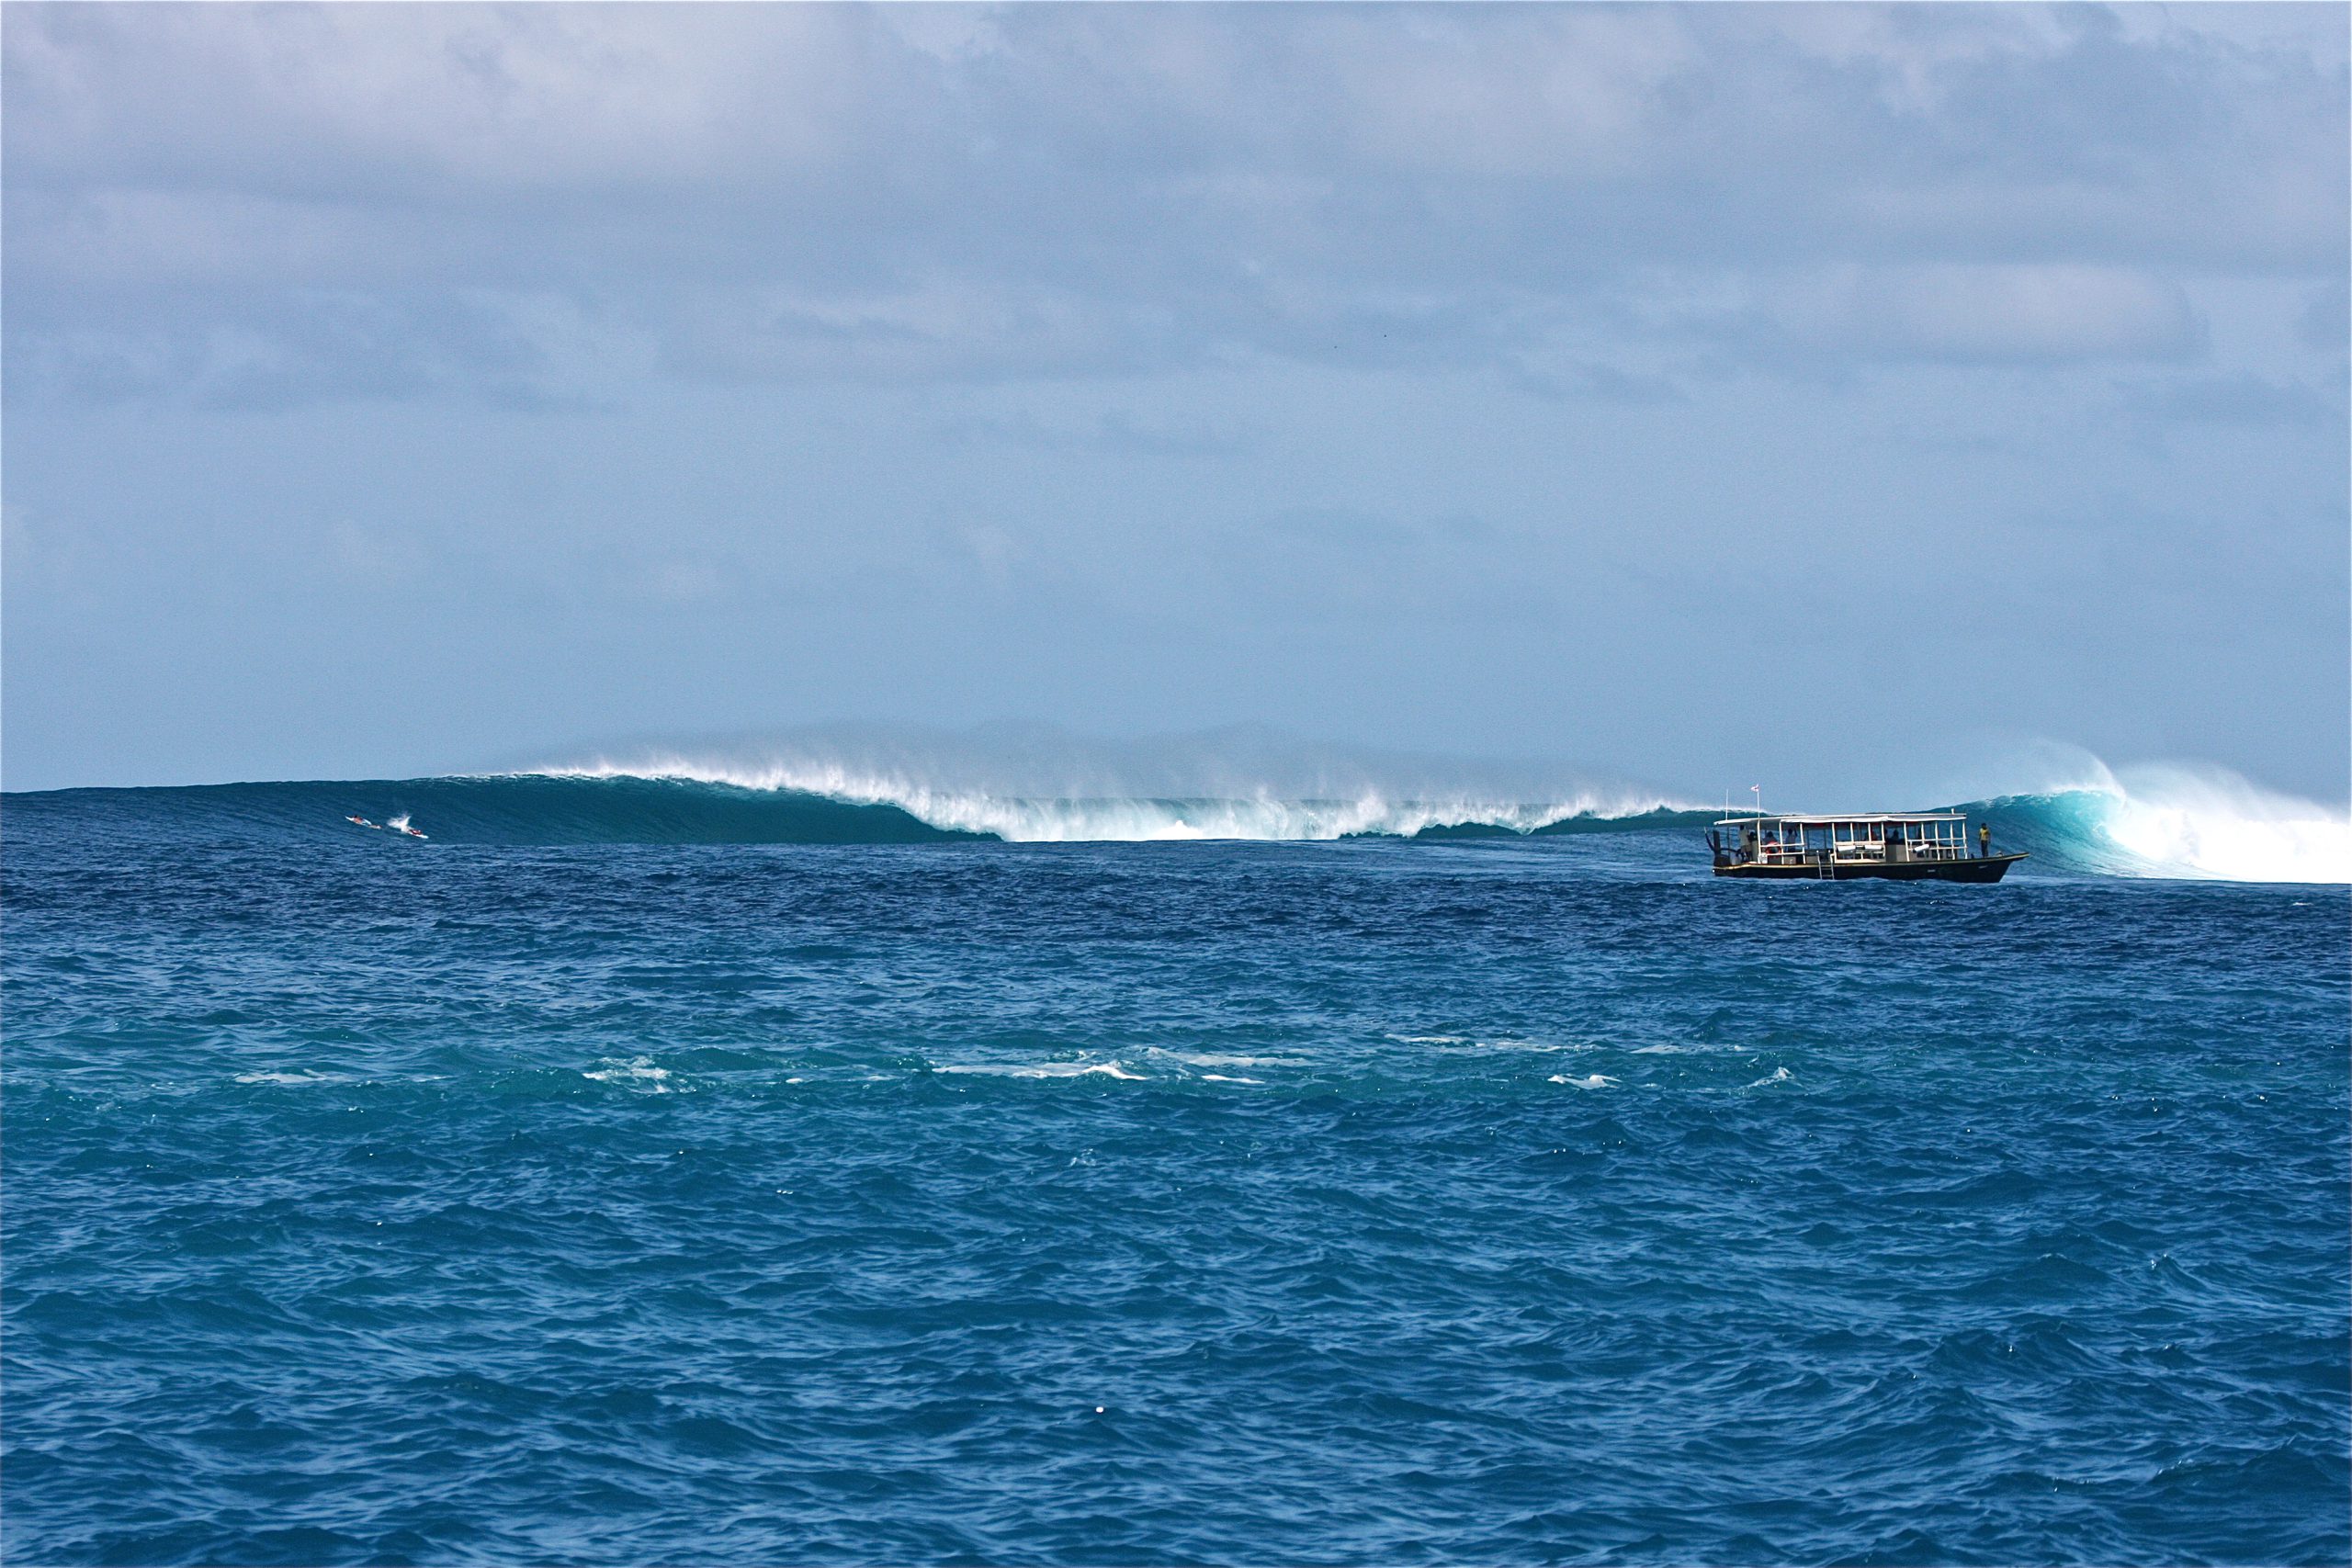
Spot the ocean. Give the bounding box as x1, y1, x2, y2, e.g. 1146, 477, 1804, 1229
5, 774, 2346, 1565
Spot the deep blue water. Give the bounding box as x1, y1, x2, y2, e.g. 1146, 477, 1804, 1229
5, 790, 2347, 1565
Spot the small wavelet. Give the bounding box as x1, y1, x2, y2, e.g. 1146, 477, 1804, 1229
1410, 1036, 1566, 1055
1392, 1033, 1566, 1052
1148, 1049, 1309, 1068
934, 1061, 1146, 1080
582, 1056, 673, 1091
1549, 1073, 1619, 1089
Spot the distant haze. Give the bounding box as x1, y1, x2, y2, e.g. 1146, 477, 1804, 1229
5, 3, 2346, 803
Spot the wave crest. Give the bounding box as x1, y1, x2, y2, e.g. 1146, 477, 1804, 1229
544, 755, 1684, 842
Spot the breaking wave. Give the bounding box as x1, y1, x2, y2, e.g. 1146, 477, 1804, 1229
9, 750, 2344, 882
540, 754, 1689, 841
1972, 763, 2348, 885
8, 771, 1696, 848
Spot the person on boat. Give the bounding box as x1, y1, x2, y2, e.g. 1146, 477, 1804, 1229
1979, 823, 1990, 857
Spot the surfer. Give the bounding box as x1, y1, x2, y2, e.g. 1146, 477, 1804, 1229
346, 815, 379, 829
388, 814, 428, 840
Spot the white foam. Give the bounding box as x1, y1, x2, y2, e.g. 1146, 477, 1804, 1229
1549, 1073, 1618, 1089
1393, 1033, 1566, 1052
2086, 764, 2349, 884
233, 1069, 359, 1086
934, 1061, 1146, 1080
1745, 1066, 1793, 1088
1199, 1074, 1263, 1084
582, 1056, 673, 1091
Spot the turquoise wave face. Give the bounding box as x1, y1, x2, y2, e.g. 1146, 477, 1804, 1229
1969, 791, 2142, 874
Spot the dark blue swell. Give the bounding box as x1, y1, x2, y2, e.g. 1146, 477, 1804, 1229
4, 795, 2346, 1566
5, 774, 981, 845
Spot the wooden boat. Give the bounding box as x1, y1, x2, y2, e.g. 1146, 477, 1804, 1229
1709, 811, 2025, 882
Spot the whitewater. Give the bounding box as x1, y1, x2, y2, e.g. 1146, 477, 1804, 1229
548, 753, 1684, 843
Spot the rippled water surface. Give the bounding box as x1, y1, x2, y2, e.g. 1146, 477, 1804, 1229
6, 813, 2346, 1565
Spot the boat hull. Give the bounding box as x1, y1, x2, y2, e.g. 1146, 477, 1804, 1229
1714, 852, 2027, 883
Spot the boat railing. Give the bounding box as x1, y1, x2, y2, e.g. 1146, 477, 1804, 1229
1733, 818, 1978, 866
1753, 839, 1972, 863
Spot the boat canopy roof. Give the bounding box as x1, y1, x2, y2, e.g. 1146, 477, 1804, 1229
1714, 811, 1967, 828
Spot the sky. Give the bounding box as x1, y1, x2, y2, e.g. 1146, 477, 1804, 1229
5, 2, 2346, 803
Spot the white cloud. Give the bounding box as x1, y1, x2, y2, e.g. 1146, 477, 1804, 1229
1770, 264, 2205, 364
4, 3, 2340, 402
5, 5, 878, 196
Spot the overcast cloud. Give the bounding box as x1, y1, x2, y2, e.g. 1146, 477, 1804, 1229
5, 3, 2346, 800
